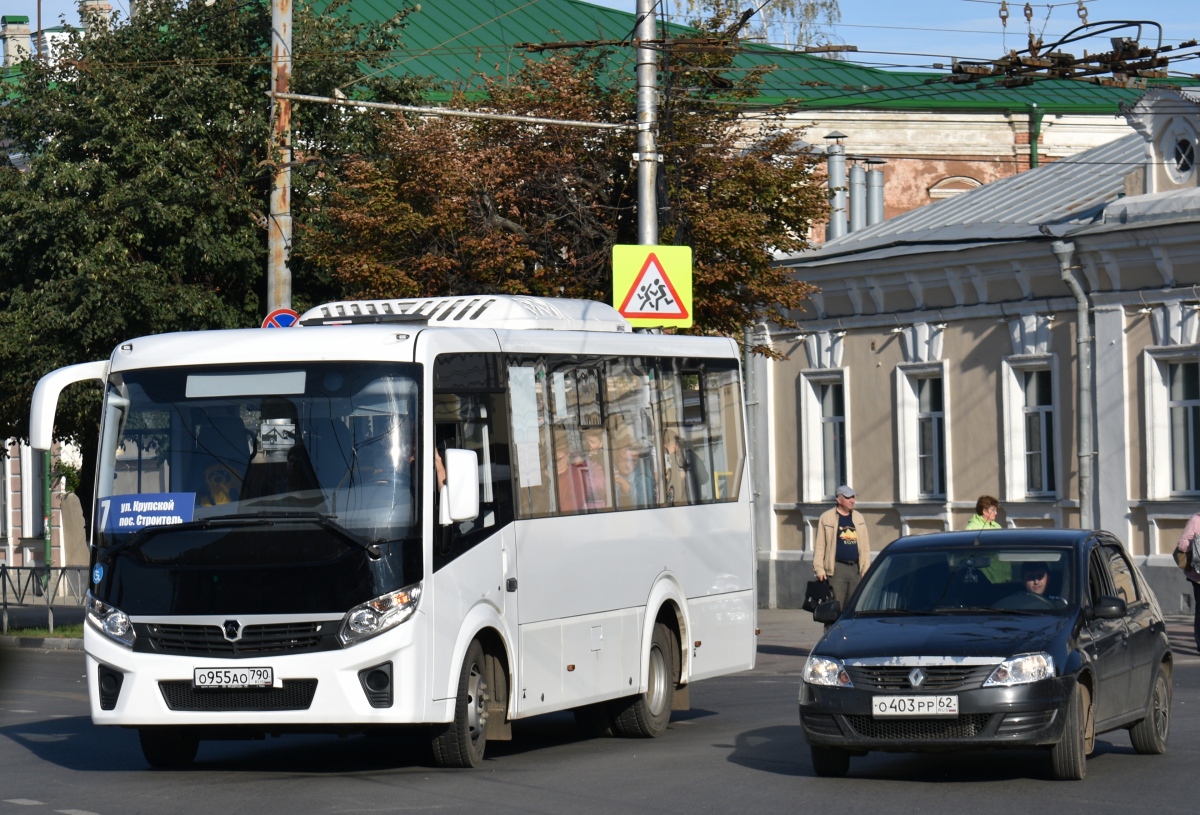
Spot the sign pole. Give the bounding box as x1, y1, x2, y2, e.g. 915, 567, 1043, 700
635, 0, 658, 246
268, 0, 293, 313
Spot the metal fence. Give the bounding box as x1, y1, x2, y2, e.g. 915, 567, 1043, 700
0, 565, 89, 634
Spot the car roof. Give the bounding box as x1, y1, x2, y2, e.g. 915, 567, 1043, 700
882, 528, 1098, 553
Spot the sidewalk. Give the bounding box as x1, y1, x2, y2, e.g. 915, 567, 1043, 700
0, 603, 86, 650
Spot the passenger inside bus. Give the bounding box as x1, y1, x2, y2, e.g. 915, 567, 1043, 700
662, 427, 707, 506
553, 428, 587, 514
581, 427, 609, 509
614, 435, 655, 509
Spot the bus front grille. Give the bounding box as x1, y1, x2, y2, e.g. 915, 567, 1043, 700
158, 680, 318, 711
139, 622, 331, 656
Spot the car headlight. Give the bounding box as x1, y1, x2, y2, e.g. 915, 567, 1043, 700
86, 592, 134, 648
803, 655, 853, 688
339, 582, 422, 646
984, 652, 1055, 687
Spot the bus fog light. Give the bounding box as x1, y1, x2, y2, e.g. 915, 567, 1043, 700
339, 582, 422, 646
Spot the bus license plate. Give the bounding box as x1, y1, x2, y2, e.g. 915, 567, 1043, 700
193, 667, 274, 689
872, 695, 958, 717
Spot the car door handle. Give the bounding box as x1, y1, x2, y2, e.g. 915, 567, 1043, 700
506, 578, 518, 592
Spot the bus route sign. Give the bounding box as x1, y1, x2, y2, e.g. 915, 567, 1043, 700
612, 245, 693, 328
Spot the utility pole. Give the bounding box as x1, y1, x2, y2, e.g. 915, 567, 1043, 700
268, 0, 293, 312
635, 0, 658, 245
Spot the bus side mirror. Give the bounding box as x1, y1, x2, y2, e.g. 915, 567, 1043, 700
440, 448, 480, 524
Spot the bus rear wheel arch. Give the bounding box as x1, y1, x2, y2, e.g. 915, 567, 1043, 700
612, 621, 679, 738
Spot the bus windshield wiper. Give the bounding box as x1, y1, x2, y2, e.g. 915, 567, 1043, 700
208, 511, 385, 559
105, 511, 383, 560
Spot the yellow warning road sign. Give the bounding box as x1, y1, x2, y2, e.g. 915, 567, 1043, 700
612, 245, 693, 328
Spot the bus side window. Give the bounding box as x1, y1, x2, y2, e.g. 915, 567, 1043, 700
432, 354, 512, 571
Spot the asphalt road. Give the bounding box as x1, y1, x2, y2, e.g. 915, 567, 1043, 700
1, 611, 1198, 815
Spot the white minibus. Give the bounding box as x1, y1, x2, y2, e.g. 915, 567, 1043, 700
30, 295, 756, 768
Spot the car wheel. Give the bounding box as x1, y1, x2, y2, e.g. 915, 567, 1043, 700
811, 745, 850, 777
573, 702, 617, 738
431, 640, 489, 768
138, 726, 199, 769
612, 622, 677, 738
1128, 663, 1171, 755
1050, 683, 1089, 780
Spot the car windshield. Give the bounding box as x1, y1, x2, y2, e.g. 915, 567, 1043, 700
853, 546, 1076, 615
95, 362, 422, 547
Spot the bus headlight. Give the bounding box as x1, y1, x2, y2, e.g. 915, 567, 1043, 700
86, 592, 135, 648
339, 582, 422, 646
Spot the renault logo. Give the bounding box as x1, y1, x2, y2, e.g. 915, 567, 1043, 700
908, 667, 926, 688
222, 620, 242, 642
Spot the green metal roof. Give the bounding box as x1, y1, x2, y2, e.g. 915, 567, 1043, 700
337, 0, 1195, 113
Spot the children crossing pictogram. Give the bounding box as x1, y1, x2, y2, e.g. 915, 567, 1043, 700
612, 245, 693, 328
619, 253, 688, 319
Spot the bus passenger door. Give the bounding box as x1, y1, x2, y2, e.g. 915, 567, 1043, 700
423, 340, 517, 710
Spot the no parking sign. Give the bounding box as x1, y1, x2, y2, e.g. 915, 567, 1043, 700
262, 308, 300, 328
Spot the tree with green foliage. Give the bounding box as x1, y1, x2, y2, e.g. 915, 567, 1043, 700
0, 0, 423, 502
304, 40, 825, 351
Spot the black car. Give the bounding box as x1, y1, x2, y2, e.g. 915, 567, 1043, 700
799, 529, 1172, 780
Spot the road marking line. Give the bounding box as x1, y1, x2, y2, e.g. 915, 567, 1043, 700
3, 801, 45, 806
56, 810, 100, 815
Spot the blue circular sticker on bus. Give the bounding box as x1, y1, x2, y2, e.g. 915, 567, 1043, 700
92, 564, 104, 584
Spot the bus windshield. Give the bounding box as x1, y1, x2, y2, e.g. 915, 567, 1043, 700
96, 362, 422, 548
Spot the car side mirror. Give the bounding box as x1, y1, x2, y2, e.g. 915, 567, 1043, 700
813, 599, 842, 624
1093, 594, 1127, 620
440, 448, 480, 524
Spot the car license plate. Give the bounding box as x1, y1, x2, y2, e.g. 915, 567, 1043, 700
193, 667, 274, 689
871, 695, 958, 717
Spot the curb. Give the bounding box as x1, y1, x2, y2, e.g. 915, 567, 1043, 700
0, 635, 84, 651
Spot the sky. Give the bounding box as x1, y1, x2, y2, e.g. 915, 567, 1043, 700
6, 0, 1197, 74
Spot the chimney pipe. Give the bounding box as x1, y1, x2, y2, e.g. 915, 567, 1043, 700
825, 132, 847, 241
1, 15, 32, 68
848, 162, 866, 233
78, 1, 113, 29
866, 158, 886, 226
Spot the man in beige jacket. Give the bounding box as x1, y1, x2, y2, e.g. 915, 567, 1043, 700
814, 485, 871, 609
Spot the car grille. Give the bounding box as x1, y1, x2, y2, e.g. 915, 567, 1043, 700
846, 713, 992, 740
846, 665, 996, 692
137, 622, 332, 657
158, 680, 318, 711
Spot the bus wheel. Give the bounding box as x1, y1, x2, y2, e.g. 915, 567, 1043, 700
573, 702, 616, 738
138, 726, 198, 769
432, 640, 489, 767
613, 622, 677, 738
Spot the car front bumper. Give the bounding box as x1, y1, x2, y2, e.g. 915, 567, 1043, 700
798, 676, 1076, 753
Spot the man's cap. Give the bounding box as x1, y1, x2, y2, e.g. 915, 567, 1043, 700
836, 485, 856, 498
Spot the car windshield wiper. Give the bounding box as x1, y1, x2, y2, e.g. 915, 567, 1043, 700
855, 608, 929, 616
105, 511, 385, 560
933, 606, 1044, 616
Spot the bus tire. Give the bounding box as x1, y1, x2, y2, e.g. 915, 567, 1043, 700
612, 622, 677, 738
573, 702, 616, 738
138, 726, 199, 769
432, 640, 489, 768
